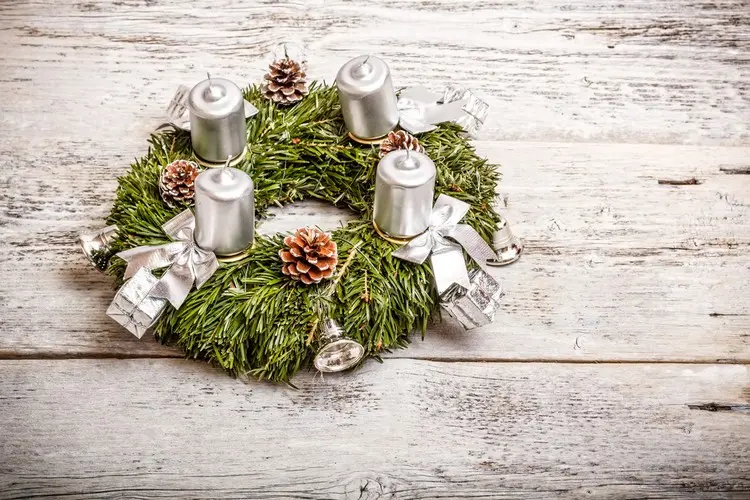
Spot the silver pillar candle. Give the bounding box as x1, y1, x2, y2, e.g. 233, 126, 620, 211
336, 55, 399, 140
194, 166, 254, 256
188, 75, 247, 164
373, 149, 436, 239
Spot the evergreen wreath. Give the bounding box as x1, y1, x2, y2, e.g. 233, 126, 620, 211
102, 82, 501, 382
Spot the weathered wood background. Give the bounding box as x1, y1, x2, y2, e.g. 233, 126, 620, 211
0, 0, 748, 498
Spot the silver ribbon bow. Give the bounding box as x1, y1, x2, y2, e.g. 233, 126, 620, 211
117, 209, 219, 310
393, 194, 497, 296
166, 85, 259, 131
398, 85, 489, 137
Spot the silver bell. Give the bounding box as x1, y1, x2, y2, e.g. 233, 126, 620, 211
78, 225, 119, 271
313, 319, 365, 373
487, 218, 522, 267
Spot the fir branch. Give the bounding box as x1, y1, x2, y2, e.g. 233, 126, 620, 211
306, 240, 364, 345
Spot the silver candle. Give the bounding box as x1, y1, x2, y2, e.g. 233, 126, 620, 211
194, 166, 254, 257
373, 149, 436, 239
188, 75, 247, 164
336, 55, 399, 140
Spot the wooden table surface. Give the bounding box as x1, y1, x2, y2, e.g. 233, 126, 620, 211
1, 1, 749, 498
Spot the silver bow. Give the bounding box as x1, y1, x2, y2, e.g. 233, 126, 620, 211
398, 85, 489, 137
166, 85, 259, 131
392, 194, 497, 295
116, 209, 219, 310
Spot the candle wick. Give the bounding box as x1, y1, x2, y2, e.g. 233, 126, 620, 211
203, 72, 226, 102
216, 155, 235, 184
398, 148, 418, 170
352, 56, 373, 79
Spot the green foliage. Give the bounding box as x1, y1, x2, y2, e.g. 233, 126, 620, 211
90, 248, 114, 272
104, 82, 500, 381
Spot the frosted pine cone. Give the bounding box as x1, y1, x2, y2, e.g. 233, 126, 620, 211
262, 58, 308, 106
279, 227, 338, 285
159, 160, 201, 207
379, 130, 425, 158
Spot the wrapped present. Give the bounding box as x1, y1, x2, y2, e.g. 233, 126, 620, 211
440, 268, 504, 330
397, 85, 489, 137
105, 209, 219, 338
392, 194, 504, 330
106, 268, 168, 339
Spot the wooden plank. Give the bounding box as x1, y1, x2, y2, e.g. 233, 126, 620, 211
1, 143, 748, 360
0, 0, 748, 145
0, 359, 747, 498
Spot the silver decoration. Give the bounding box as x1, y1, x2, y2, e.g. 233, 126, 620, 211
78, 225, 118, 270
392, 194, 497, 296
397, 85, 489, 137
440, 268, 504, 330
441, 85, 489, 137
194, 166, 255, 256
188, 75, 248, 163
112, 209, 219, 317
106, 268, 168, 339
487, 218, 523, 267
313, 319, 365, 373
165, 84, 259, 134
373, 149, 436, 238
244, 100, 259, 121
336, 55, 399, 140
166, 85, 192, 131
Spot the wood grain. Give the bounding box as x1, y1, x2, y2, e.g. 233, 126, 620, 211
1, 0, 750, 497
0, 359, 748, 499
0, 0, 748, 146
2, 143, 748, 361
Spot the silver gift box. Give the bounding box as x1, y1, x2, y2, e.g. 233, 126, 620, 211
106, 268, 168, 339
440, 268, 504, 330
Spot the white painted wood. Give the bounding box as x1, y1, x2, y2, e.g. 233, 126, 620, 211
2, 143, 748, 360
1, 1, 749, 497
0, 0, 748, 146
0, 359, 748, 499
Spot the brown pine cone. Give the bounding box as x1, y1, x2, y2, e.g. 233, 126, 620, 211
262, 57, 308, 106
279, 227, 338, 285
159, 160, 201, 207
379, 130, 425, 158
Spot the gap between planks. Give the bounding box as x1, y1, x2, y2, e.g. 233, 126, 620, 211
1, 352, 748, 365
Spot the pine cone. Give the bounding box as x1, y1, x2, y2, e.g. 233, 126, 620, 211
279, 227, 338, 285
379, 130, 425, 158
159, 160, 201, 207
262, 57, 308, 106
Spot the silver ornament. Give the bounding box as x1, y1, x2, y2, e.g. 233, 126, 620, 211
440, 268, 504, 330
487, 218, 523, 267
313, 319, 365, 373
78, 225, 118, 271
